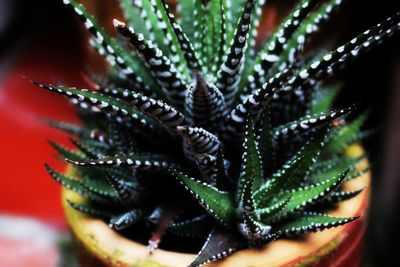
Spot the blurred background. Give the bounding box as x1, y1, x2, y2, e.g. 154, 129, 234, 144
0, 0, 399, 266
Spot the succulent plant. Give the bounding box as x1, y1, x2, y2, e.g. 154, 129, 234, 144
28, 0, 399, 266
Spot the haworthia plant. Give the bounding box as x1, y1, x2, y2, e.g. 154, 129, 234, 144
31, 0, 399, 266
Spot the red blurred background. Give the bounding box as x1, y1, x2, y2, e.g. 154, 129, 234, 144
0, 6, 83, 226
0, 0, 122, 226
0, 2, 89, 265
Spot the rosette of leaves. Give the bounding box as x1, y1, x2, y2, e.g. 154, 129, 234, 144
30, 0, 399, 266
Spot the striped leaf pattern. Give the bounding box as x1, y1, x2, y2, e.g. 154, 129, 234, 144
34, 1, 400, 266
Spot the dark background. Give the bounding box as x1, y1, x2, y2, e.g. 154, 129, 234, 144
0, 0, 399, 266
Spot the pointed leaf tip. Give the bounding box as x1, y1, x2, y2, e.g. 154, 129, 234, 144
171, 169, 236, 227
189, 228, 241, 267
113, 18, 125, 28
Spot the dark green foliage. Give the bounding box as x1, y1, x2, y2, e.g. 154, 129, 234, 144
33, 0, 400, 266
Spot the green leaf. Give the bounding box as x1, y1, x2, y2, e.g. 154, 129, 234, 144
81, 177, 119, 201
80, 137, 111, 152
67, 200, 113, 220
172, 169, 236, 227
272, 107, 353, 143
257, 107, 273, 157
177, 0, 196, 41
239, 215, 272, 242
114, 20, 189, 106
235, 117, 272, 241
41, 118, 89, 137
242, 0, 266, 71
257, 107, 276, 172
216, 0, 257, 107
98, 86, 188, 134
159, 0, 201, 70
239, 210, 272, 241
63, 0, 158, 92
255, 126, 330, 205
227, 0, 246, 36
272, 212, 358, 237
194, 153, 218, 186
128, 92, 188, 134
272, 13, 400, 101
326, 112, 368, 154
105, 172, 140, 204
256, 194, 291, 223
223, 68, 299, 141
48, 141, 86, 162
118, 0, 150, 40
189, 227, 241, 267
266, 170, 349, 222
236, 117, 263, 212
68, 153, 172, 172
195, 146, 230, 188
192, 0, 209, 70
45, 164, 111, 203
308, 155, 365, 184
49, 140, 115, 180
269, 0, 344, 76
109, 209, 143, 230
76, 111, 108, 131
169, 215, 211, 238
309, 84, 341, 115
107, 120, 136, 154
241, 0, 319, 95
138, 0, 172, 54
69, 138, 99, 159
184, 73, 226, 131
215, 146, 230, 189
346, 165, 372, 181
278, 127, 329, 189
321, 189, 364, 204
206, 0, 227, 74
148, 0, 191, 79
27, 79, 163, 134
177, 126, 221, 161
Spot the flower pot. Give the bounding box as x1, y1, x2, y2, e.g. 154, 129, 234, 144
62, 144, 370, 267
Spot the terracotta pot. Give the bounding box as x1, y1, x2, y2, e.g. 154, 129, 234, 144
62, 144, 370, 267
